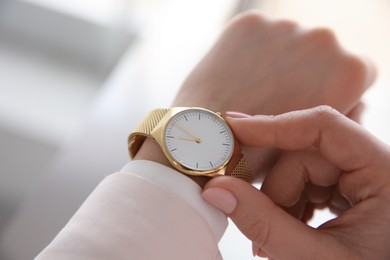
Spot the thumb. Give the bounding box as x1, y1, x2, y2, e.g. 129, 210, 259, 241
202, 176, 339, 259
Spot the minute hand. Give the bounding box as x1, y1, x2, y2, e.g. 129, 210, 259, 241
175, 124, 198, 138
175, 124, 201, 143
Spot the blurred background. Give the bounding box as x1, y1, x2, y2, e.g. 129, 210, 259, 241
0, 0, 389, 259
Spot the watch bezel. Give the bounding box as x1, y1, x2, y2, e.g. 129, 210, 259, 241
150, 107, 235, 177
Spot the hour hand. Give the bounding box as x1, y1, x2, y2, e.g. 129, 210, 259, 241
178, 137, 202, 143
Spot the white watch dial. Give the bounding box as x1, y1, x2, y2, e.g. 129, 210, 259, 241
164, 109, 234, 171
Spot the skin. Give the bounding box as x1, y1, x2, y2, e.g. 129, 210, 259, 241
204, 106, 390, 259
135, 11, 375, 186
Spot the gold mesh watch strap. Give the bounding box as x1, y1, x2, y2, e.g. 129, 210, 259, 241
231, 156, 252, 182
128, 108, 169, 158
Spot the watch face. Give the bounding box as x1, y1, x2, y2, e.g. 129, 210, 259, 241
164, 109, 234, 172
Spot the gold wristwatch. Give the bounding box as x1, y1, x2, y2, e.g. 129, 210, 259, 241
128, 107, 252, 182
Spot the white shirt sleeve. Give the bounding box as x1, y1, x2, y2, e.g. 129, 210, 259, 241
121, 160, 228, 240
35, 160, 228, 260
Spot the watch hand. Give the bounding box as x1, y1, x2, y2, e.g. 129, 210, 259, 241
174, 124, 200, 140
178, 137, 202, 143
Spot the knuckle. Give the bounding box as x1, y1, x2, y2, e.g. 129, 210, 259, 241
229, 11, 268, 33
271, 19, 298, 33
313, 105, 340, 120
341, 54, 373, 87
236, 10, 267, 26
311, 106, 343, 147
305, 27, 338, 47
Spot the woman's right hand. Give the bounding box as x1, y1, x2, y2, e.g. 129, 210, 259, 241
203, 106, 390, 259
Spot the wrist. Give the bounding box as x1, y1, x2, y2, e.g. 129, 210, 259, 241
134, 138, 209, 187
134, 138, 171, 167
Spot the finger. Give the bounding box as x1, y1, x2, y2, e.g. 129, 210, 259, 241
329, 185, 351, 214
227, 106, 387, 204
227, 106, 380, 173
272, 182, 332, 223
261, 149, 340, 207
306, 183, 333, 204
202, 177, 349, 259
283, 194, 307, 221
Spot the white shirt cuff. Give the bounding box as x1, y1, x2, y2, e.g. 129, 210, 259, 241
120, 160, 228, 242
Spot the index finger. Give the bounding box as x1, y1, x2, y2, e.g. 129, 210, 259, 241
227, 105, 383, 174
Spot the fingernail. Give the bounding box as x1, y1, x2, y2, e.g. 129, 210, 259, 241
202, 187, 237, 214
252, 243, 260, 257
225, 111, 251, 119
253, 244, 270, 258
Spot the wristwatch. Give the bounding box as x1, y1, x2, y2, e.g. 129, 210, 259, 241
128, 107, 252, 182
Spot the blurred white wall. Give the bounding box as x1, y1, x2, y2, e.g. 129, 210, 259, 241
0, 0, 134, 234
